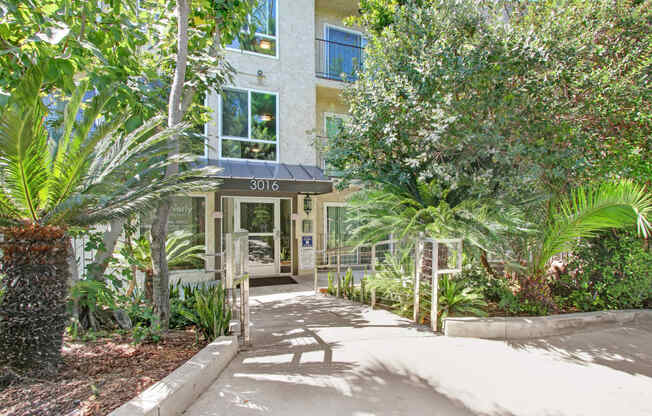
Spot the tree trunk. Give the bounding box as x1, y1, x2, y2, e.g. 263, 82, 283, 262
480, 250, 501, 279
87, 218, 126, 281
150, 0, 190, 330
0, 225, 70, 373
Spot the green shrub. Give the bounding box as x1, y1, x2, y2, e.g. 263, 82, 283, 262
555, 229, 652, 311
327, 272, 335, 295
342, 268, 355, 299
438, 275, 488, 326
179, 283, 232, 340
169, 281, 199, 329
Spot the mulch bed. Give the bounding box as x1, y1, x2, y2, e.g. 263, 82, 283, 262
0, 330, 207, 416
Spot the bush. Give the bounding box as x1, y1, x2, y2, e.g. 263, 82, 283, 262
179, 283, 232, 340
554, 229, 652, 311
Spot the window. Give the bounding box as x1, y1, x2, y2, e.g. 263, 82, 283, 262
324, 203, 367, 265
220, 88, 278, 161
324, 25, 365, 81
140, 196, 206, 270
322, 113, 347, 175
228, 0, 277, 57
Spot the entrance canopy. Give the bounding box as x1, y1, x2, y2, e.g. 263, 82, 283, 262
207, 159, 333, 194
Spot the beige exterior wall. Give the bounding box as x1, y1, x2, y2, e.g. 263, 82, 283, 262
201, 0, 360, 277
206, 0, 317, 166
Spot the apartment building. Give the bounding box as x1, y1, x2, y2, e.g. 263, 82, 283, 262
167, 0, 363, 283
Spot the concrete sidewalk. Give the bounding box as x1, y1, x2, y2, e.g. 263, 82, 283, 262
184, 293, 652, 416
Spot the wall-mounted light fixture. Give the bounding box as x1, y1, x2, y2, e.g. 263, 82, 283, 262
303, 194, 313, 215
259, 39, 272, 50
259, 113, 273, 122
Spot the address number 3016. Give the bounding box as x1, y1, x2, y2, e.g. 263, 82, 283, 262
249, 179, 280, 192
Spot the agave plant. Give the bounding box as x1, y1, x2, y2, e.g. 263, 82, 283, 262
0, 70, 218, 370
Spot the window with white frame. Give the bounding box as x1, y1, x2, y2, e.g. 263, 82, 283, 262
324, 25, 366, 81
324, 203, 368, 265
220, 88, 278, 161
140, 196, 206, 270
228, 0, 277, 57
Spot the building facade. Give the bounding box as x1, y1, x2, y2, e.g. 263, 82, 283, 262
166, 0, 363, 283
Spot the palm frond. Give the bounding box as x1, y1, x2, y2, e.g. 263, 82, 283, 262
534, 180, 652, 275
0, 71, 49, 222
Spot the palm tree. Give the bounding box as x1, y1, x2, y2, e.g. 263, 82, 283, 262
0, 70, 219, 371
516, 180, 652, 307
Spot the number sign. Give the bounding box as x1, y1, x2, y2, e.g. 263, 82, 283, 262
249, 179, 280, 192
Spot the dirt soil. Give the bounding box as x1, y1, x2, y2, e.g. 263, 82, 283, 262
0, 330, 207, 416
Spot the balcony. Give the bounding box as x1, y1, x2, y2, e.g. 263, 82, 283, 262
315, 38, 364, 82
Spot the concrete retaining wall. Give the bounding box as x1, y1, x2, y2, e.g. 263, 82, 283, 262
443, 309, 652, 340
110, 335, 239, 416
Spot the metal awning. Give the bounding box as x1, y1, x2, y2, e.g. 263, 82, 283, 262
205, 159, 333, 194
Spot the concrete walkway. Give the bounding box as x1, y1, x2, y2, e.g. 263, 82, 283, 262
184, 292, 652, 416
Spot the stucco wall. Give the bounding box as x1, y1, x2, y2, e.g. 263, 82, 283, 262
206, 0, 317, 166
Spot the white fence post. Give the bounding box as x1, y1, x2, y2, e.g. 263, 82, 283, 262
413, 234, 423, 322
240, 273, 250, 345
431, 241, 439, 332
224, 233, 233, 309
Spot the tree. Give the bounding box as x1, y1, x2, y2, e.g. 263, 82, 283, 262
0, 0, 165, 125
329, 0, 650, 201
0, 70, 218, 370
148, 0, 251, 329
333, 0, 651, 310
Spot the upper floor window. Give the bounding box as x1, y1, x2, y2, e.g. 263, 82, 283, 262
317, 25, 366, 81
227, 0, 277, 58
220, 88, 278, 162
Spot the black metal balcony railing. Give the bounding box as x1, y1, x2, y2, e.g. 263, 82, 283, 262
315, 38, 364, 82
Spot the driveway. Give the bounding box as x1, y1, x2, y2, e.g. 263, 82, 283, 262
184, 292, 652, 416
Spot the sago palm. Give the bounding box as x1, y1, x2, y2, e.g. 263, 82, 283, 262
0, 71, 219, 371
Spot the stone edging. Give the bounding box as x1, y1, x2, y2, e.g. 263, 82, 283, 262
109, 335, 239, 416
443, 309, 652, 340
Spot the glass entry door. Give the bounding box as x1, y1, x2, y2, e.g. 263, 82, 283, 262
235, 198, 280, 276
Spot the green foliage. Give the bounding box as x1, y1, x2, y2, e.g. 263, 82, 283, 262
554, 230, 652, 311
0, 0, 254, 128
178, 283, 232, 340
533, 180, 652, 279
132, 322, 162, 344
115, 230, 206, 273
169, 281, 202, 329
327, 272, 335, 296
0, 70, 220, 227
342, 268, 355, 299
438, 274, 488, 325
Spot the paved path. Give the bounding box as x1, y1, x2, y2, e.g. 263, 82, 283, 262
185, 292, 652, 416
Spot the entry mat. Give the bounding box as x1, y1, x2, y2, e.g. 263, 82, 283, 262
238, 276, 298, 288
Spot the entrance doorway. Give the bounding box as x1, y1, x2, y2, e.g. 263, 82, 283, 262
229, 197, 293, 276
